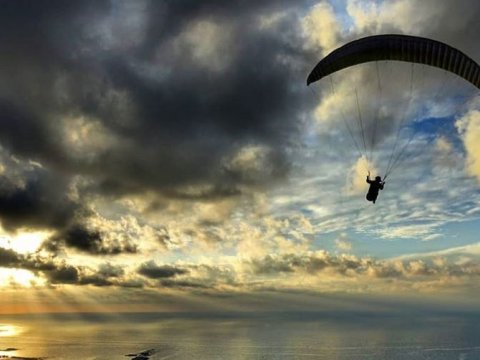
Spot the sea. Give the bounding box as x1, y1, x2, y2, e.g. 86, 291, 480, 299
1, 311, 479, 359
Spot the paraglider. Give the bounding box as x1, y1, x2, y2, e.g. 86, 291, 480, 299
307, 34, 480, 203
366, 172, 385, 204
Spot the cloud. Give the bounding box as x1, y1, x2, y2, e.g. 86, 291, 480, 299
222, 144, 288, 187
160, 279, 210, 289
172, 19, 235, 72
97, 263, 124, 278
44, 223, 138, 256
334, 233, 352, 251
374, 223, 442, 241
0, 0, 478, 306
0, 247, 79, 285
346, 0, 480, 48
0, 152, 140, 256
135, 261, 237, 290
0, 0, 311, 201
3, 240, 480, 296
456, 110, 480, 183
137, 261, 188, 279
0, 246, 142, 287
302, 2, 340, 55
243, 250, 480, 294
47, 265, 79, 284
433, 136, 459, 169
0, 247, 24, 267
0, 168, 81, 232
394, 242, 480, 261
346, 0, 439, 34
344, 156, 378, 195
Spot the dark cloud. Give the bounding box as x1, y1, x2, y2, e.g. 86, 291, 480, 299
63, 225, 107, 253
45, 224, 138, 255
0, 247, 23, 267
0, 170, 81, 232
138, 261, 188, 279
47, 265, 80, 284
0, 0, 111, 165
77, 263, 127, 286
250, 254, 296, 275
160, 279, 209, 289
98, 263, 125, 278
0, 0, 311, 201
0, 246, 56, 272
78, 274, 112, 287
0, 100, 61, 162
46, 263, 144, 287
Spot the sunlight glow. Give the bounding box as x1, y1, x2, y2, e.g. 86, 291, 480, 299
0, 230, 51, 254
0, 268, 44, 288
0, 324, 21, 337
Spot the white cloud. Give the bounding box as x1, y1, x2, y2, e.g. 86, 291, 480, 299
302, 2, 341, 55
173, 19, 234, 72
346, 0, 441, 34
394, 242, 480, 261
456, 110, 480, 183
223, 144, 278, 184
344, 156, 378, 195
433, 136, 458, 169
374, 224, 441, 241
335, 233, 352, 251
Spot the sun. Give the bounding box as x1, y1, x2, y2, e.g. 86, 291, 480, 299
0, 229, 52, 254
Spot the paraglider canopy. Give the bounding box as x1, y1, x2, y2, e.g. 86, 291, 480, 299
307, 34, 480, 89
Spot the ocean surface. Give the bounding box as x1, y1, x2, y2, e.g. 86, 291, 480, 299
1, 311, 479, 359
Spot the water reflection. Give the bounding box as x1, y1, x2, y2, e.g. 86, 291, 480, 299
0, 324, 21, 337
0, 312, 478, 359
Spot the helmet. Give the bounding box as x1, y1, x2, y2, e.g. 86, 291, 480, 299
375, 176, 381, 181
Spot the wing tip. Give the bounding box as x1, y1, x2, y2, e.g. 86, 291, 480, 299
306, 74, 314, 86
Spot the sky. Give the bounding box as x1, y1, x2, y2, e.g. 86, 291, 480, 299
0, 0, 479, 315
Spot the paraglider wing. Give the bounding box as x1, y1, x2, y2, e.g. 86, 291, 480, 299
307, 34, 480, 89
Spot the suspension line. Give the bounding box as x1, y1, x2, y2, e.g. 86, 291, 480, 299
355, 88, 369, 165
384, 63, 415, 177
329, 77, 365, 162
